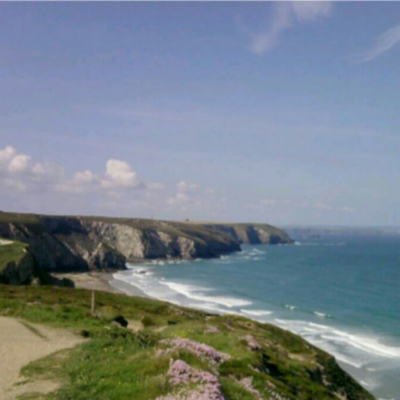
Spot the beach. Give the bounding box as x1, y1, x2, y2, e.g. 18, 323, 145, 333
53, 271, 149, 298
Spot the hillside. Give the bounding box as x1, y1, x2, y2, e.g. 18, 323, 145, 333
0, 285, 374, 400
0, 212, 292, 276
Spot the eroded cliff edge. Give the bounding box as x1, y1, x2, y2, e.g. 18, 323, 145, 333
0, 211, 292, 274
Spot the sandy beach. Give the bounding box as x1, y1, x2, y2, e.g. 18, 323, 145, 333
53, 271, 149, 298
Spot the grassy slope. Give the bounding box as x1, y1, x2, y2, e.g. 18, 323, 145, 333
0, 285, 374, 400
0, 240, 29, 272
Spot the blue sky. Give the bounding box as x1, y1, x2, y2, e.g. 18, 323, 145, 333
1, 1, 400, 226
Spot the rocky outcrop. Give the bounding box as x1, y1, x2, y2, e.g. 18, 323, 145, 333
0, 241, 74, 287
87, 243, 126, 271
0, 251, 35, 285
0, 212, 292, 273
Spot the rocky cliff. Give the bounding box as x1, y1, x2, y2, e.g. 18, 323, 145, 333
0, 212, 292, 273
201, 222, 294, 245
0, 239, 74, 286
0, 241, 35, 285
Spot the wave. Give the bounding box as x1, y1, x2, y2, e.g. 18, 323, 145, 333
314, 311, 332, 318
115, 268, 400, 366
240, 309, 273, 317
249, 249, 266, 255
285, 304, 299, 311
284, 304, 332, 319
294, 241, 346, 247
328, 330, 400, 358
272, 319, 400, 370
159, 281, 252, 308
114, 254, 400, 397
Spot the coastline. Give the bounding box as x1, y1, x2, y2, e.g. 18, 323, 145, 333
53, 272, 149, 298
97, 248, 400, 400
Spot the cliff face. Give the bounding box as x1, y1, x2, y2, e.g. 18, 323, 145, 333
0, 212, 292, 273
0, 249, 35, 285
0, 239, 74, 286
201, 223, 294, 245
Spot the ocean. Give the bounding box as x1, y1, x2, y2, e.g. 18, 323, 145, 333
110, 232, 400, 400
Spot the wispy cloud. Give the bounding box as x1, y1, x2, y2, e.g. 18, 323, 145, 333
353, 24, 400, 63
249, 1, 333, 55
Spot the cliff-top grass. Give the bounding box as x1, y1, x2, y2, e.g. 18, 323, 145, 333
0, 285, 374, 400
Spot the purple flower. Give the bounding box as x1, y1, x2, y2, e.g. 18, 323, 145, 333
164, 338, 230, 365
243, 335, 261, 351
239, 377, 263, 400
155, 359, 225, 400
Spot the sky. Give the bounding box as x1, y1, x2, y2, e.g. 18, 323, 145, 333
1, 1, 400, 226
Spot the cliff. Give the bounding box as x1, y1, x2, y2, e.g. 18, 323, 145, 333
200, 222, 294, 244
0, 239, 74, 286
0, 240, 35, 285
0, 212, 292, 273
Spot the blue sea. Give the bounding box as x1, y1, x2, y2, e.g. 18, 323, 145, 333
111, 232, 400, 400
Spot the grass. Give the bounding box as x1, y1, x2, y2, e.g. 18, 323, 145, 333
0, 285, 375, 400
0, 240, 29, 272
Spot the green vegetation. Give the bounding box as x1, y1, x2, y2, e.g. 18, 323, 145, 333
0, 240, 29, 272
0, 285, 374, 400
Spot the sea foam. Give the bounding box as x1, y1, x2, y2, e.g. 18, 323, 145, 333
240, 309, 273, 317
160, 281, 252, 308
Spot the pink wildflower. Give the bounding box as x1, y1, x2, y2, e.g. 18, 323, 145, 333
166, 338, 230, 365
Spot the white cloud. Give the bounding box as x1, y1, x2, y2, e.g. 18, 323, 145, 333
168, 181, 202, 206
353, 24, 400, 63
0, 146, 16, 165
249, 1, 333, 55
177, 181, 200, 194
8, 154, 31, 173
169, 192, 192, 205
168, 181, 220, 213
75, 170, 99, 185
0, 145, 224, 218
291, 1, 332, 22
0, 146, 65, 194
57, 170, 101, 193
58, 160, 145, 194
102, 159, 144, 189
32, 163, 47, 175
0, 145, 147, 197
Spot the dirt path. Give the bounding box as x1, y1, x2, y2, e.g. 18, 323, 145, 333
0, 317, 84, 400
